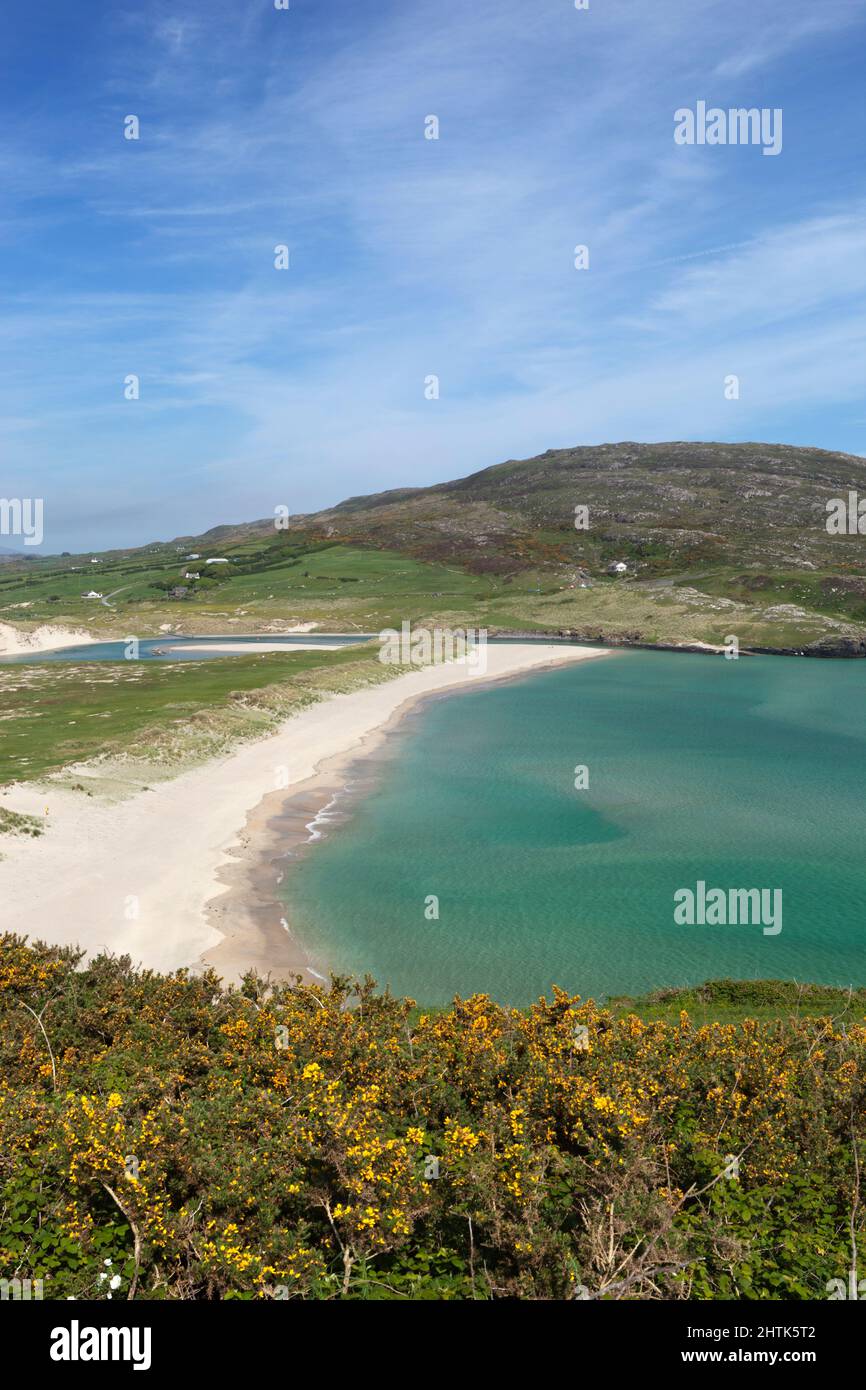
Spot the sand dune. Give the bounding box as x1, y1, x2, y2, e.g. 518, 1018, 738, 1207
0, 621, 96, 656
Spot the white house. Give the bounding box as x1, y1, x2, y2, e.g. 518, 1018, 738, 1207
205, 558, 229, 565
82, 590, 103, 599
607, 561, 628, 576
184, 553, 200, 560
184, 571, 200, 580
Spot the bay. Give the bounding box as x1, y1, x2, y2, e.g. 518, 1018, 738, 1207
282, 651, 866, 1004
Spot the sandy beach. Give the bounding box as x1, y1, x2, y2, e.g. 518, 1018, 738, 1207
0, 643, 610, 983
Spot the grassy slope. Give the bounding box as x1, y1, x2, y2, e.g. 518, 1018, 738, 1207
4, 441, 866, 652
0, 541, 501, 638
608, 978, 866, 1026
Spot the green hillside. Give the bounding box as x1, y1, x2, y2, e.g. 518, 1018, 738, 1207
4, 442, 866, 653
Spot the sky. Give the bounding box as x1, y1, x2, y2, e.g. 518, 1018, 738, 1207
1, 0, 865, 553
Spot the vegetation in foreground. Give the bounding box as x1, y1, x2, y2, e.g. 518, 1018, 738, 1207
1, 937, 863, 1301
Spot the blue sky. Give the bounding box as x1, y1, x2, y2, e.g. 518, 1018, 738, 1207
2, 0, 865, 552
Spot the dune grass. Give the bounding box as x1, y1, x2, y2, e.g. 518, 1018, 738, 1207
0, 643, 393, 784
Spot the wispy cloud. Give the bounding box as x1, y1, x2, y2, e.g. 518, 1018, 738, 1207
0, 0, 864, 549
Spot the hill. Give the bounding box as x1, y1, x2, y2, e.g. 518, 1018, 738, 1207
3, 441, 866, 653
304, 440, 866, 577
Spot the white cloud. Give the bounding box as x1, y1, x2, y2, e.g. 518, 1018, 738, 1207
1, 0, 864, 547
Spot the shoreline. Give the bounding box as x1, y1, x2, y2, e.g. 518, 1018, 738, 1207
201, 646, 615, 984
0, 643, 611, 983
0, 620, 331, 661
2, 618, 864, 664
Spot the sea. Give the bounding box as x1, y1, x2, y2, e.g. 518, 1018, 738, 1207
279, 650, 866, 1004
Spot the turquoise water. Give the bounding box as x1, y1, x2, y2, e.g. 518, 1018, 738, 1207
282, 651, 866, 1004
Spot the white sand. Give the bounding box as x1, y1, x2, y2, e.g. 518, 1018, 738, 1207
0, 621, 96, 656
0, 643, 609, 977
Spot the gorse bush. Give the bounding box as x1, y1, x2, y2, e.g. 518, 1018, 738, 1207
0, 934, 863, 1301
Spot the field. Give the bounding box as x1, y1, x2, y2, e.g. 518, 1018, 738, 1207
0, 541, 503, 639
0, 643, 392, 788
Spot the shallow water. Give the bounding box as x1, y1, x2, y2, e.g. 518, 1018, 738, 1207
0, 633, 371, 663
0, 633, 601, 663
281, 650, 866, 1004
